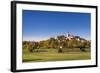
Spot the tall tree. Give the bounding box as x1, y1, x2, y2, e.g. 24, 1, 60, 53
57, 35, 66, 48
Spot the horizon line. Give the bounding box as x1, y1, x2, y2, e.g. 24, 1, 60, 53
23, 35, 90, 42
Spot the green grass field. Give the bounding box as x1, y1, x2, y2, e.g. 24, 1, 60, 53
22, 48, 91, 62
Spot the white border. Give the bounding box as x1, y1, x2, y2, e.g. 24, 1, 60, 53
16, 3, 96, 70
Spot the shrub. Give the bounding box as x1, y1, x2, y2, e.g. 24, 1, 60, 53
58, 48, 63, 53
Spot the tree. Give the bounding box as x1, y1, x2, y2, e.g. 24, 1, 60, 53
48, 37, 58, 48
57, 35, 67, 48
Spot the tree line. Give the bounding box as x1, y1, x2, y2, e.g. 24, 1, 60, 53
23, 35, 90, 52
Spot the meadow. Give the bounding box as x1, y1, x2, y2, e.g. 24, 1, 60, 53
22, 48, 91, 62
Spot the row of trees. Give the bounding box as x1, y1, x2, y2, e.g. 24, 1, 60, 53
23, 35, 90, 52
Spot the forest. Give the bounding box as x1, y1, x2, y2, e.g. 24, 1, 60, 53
23, 35, 90, 53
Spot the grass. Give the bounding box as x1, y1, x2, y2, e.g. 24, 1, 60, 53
22, 48, 91, 62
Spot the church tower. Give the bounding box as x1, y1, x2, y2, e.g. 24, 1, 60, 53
67, 32, 70, 37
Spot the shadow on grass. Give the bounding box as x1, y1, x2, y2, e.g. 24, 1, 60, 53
23, 59, 42, 62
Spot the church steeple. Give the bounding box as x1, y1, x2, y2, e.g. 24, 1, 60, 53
67, 32, 70, 37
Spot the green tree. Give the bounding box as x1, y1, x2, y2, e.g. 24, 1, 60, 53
48, 37, 58, 48
57, 35, 67, 48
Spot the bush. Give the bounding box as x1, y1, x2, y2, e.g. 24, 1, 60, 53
80, 47, 86, 52
58, 48, 63, 53
29, 49, 33, 52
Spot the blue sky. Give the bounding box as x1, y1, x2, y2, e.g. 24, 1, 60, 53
22, 10, 91, 41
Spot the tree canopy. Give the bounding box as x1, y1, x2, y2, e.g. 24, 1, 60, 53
22, 35, 90, 52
